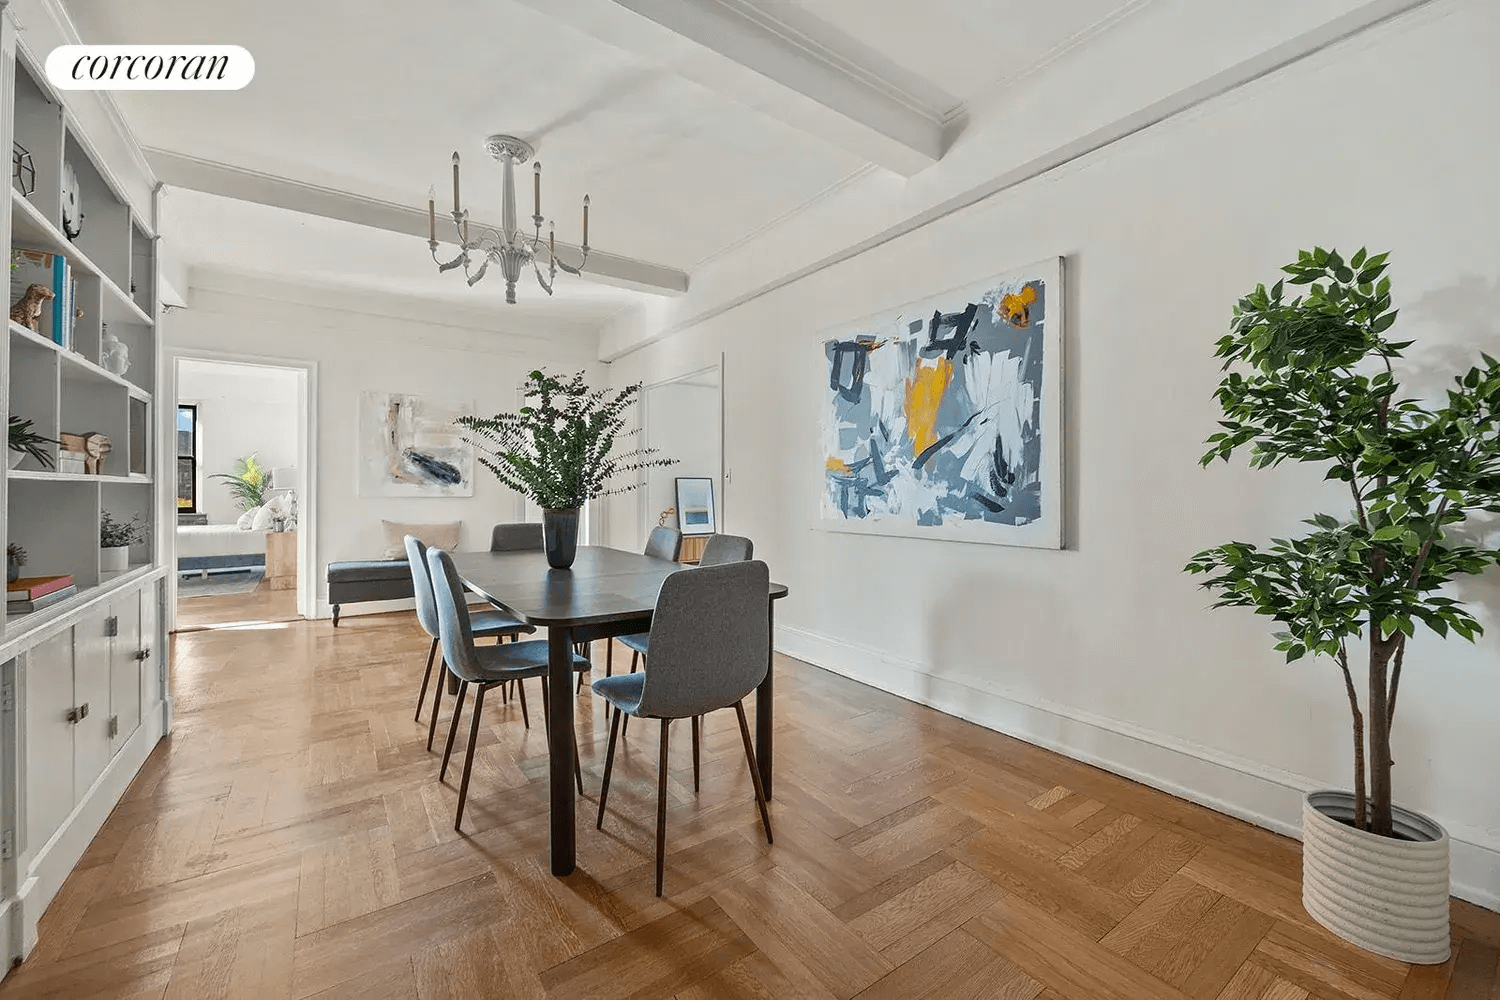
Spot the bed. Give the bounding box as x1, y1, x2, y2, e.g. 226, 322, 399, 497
176, 524, 268, 576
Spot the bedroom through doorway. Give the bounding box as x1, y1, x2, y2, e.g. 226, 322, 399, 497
172, 358, 310, 631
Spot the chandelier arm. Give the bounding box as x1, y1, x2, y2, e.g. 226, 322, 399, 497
554, 249, 589, 276
531, 258, 554, 297
430, 243, 467, 273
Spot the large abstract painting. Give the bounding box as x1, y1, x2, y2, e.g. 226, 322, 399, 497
358, 392, 475, 498
819, 257, 1063, 548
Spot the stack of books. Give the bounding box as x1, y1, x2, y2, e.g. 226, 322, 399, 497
9, 247, 78, 349
7, 574, 77, 615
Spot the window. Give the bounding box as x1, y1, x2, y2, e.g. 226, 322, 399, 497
177, 404, 198, 511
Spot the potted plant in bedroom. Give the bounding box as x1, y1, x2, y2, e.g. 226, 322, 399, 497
210, 454, 270, 511
100, 510, 149, 574
456, 369, 674, 568
9, 415, 56, 470
1186, 247, 1500, 964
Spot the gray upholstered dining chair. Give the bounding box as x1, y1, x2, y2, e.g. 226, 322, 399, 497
491, 522, 543, 551
592, 559, 773, 896
608, 534, 754, 775
645, 525, 682, 562
427, 546, 589, 830
405, 535, 535, 747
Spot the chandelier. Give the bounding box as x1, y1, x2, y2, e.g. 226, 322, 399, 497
426, 134, 589, 304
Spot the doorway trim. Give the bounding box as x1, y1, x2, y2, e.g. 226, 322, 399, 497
161, 349, 319, 629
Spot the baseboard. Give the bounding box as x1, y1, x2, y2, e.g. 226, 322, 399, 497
775, 623, 1500, 912
10, 705, 166, 966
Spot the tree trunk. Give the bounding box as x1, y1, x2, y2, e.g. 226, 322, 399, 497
1367, 632, 1397, 837
1337, 646, 1367, 831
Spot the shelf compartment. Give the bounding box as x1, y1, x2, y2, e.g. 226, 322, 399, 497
11, 196, 154, 328
12, 60, 64, 231
63, 127, 132, 294
8, 478, 100, 593
101, 481, 154, 574
9, 330, 61, 472
10, 320, 148, 400
130, 220, 156, 317
3, 563, 158, 648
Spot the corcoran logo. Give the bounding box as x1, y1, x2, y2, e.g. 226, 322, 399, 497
45, 45, 254, 90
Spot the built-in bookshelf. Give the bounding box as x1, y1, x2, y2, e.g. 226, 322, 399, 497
6, 50, 159, 643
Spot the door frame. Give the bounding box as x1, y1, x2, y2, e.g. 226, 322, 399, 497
636, 358, 725, 549
160, 349, 319, 629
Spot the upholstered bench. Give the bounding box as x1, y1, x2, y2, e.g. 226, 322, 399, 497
327, 559, 413, 626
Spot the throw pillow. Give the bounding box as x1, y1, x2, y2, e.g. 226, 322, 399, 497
251, 505, 278, 531
237, 508, 259, 530
382, 519, 461, 560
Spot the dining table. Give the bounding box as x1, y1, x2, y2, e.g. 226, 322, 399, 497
451, 545, 790, 876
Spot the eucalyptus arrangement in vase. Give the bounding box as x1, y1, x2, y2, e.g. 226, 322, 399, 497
1186, 247, 1500, 963
456, 370, 675, 568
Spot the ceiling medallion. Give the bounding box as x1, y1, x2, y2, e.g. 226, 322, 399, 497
426, 133, 589, 304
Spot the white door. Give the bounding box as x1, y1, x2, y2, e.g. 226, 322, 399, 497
72, 607, 115, 796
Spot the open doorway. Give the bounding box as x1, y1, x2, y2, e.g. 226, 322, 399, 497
640, 362, 723, 560
170, 357, 312, 631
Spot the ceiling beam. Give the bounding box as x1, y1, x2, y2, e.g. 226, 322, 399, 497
521, 0, 953, 176
145, 149, 689, 297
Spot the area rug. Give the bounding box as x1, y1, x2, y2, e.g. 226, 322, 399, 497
178, 569, 265, 598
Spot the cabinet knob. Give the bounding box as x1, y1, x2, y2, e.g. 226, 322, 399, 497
65, 703, 90, 723
134, 647, 151, 661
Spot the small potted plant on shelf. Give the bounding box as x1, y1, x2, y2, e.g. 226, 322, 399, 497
1186, 247, 1500, 964
456, 369, 675, 568
7, 543, 25, 583
100, 510, 148, 574
9, 415, 56, 470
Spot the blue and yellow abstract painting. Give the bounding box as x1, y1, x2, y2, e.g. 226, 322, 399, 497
819, 258, 1063, 549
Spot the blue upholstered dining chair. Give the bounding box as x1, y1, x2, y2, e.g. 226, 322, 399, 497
427, 546, 590, 831
405, 535, 535, 748
592, 558, 773, 896
608, 534, 754, 783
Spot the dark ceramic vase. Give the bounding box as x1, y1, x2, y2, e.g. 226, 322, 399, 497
542, 508, 580, 569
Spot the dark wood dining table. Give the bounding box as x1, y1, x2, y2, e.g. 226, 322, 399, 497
451, 545, 789, 876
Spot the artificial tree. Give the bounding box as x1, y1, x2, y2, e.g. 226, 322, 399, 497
456, 369, 673, 509
1186, 247, 1500, 838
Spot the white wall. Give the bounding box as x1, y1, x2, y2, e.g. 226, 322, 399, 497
164, 273, 601, 616
605, 0, 1500, 906
177, 360, 299, 526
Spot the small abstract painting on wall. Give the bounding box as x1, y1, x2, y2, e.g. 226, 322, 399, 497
819, 257, 1063, 549
358, 392, 475, 498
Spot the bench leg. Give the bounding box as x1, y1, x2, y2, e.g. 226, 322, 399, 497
332, 604, 341, 627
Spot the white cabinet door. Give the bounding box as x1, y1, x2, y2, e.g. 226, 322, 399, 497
23, 631, 75, 856
72, 607, 114, 797
110, 591, 142, 756
140, 580, 160, 714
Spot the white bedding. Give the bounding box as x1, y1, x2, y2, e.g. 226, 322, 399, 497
176, 524, 269, 559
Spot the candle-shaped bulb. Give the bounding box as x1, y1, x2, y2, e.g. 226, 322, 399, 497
533, 160, 541, 218
427, 185, 436, 243
451, 152, 461, 212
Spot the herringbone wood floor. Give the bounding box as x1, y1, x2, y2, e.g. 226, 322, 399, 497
3, 611, 1497, 999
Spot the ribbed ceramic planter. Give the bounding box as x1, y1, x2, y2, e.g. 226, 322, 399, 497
1302, 791, 1450, 964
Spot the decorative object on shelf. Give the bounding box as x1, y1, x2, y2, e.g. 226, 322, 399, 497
456, 369, 674, 568
61, 161, 84, 240
57, 431, 87, 474
1185, 247, 1500, 964
100, 510, 148, 574
83, 432, 111, 475
210, 453, 270, 510
12, 140, 34, 197
7, 573, 77, 615
819, 257, 1065, 550
358, 392, 474, 498
9, 415, 57, 469
427, 135, 590, 304
6, 543, 25, 583
11, 246, 70, 346
674, 478, 716, 535
657, 506, 675, 528
101, 323, 130, 375
10, 281, 53, 331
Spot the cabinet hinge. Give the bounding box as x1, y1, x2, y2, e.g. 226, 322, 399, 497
105, 616, 119, 637
0, 678, 12, 713
0, 830, 13, 861
108, 715, 119, 739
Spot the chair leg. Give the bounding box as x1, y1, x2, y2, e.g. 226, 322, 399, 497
440, 681, 469, 783
516, 677, 530, 729
734, 701, 773, 845
573, 730, 585, 795
597, 707, 621, 829
425, 660, 446, 751
606, 639, 613, 677
415, 637, 439, 723
656, 718, 671, 897
691, 715, 700, 794
631, 650, 640, 672
454, 685, 487, 831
